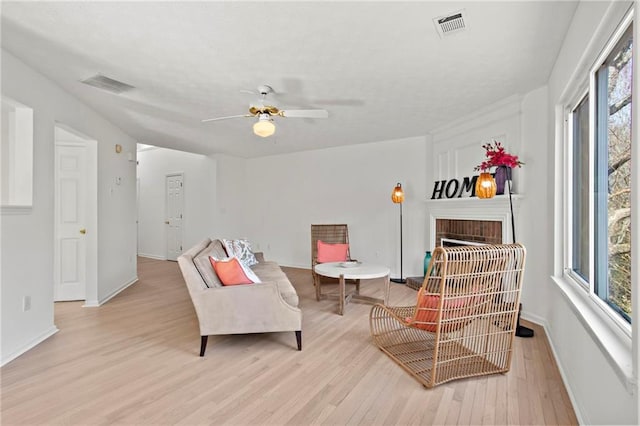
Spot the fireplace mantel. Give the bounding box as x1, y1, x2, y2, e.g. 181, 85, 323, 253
425, 194, 523, 248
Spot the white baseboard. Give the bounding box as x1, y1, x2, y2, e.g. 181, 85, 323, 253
520, 309, 546, 327
519, 311, 586, 425
1, 325, 59, 367
99, 276, 138, 305
83, 276, 138, 307
137, 253, 166, 260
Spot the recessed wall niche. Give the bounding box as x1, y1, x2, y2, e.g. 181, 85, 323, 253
1, 96, 33, 212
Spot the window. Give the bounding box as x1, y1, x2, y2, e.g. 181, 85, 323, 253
1, 96, 33, 210
571, 94, 590, 283
567, 19, 633, 326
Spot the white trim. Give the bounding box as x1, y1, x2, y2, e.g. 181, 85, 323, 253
137, 253, 167, 261
429, 94, 523, 139
425, 195, 523, 249
523, 314, 588, 426
82, 276, 138, 307
0, 205, 32, 214
0, 326, 59, 367
552, 275, 635, 394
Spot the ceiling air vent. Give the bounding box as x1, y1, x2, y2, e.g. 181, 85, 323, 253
80, 74, 135, 94
433, 10, 467, 38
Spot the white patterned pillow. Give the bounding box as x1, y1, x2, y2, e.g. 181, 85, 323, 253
222, 239, 259, 267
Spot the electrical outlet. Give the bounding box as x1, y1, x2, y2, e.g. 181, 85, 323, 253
23, 296, 31, 312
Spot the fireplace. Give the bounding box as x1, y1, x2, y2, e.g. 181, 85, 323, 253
426, 196, 521, 250
441, 237, 489, 247
437, 219, 502, 247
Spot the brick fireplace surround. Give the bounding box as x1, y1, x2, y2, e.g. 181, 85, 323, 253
426, 195, 521, 250
435, 219, 502, 247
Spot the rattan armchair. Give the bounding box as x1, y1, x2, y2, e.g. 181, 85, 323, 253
311, 224, 360, 301
370, 243, 526, 388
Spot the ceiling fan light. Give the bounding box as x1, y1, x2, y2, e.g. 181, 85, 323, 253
253, 118, 275, 137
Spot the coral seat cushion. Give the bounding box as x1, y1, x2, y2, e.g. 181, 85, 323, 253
209, 257, 253, 286
408, 292, 472, 332
317, 240, 349, 263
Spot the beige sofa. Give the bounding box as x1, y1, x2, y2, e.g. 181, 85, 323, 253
177, 238, 302, 356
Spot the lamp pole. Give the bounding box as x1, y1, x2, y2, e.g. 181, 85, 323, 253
391, 183, 406, 283
507, 168, 516, 244
506, 169, 534, 338
399, 201, 403, 280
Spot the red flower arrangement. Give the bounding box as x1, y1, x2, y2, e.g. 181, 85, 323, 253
474, 141, 524, 171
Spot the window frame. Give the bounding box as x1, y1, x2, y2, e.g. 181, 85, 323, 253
563, 10, 633, 337
567, 91, 591, 291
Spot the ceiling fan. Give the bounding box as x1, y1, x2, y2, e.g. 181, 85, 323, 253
201, 85, 329, 137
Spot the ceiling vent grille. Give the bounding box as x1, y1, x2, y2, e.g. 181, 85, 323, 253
433, 10, 467, 38
80, 74, 135, 94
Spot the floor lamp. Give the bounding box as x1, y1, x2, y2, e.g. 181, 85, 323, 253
390, 183, 406, 284
476, 168, 533, 338
506, 172, 534, 338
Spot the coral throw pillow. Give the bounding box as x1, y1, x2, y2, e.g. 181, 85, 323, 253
407, 290, 472, 332
317, 240, 349, 263
209, 256, 253, 286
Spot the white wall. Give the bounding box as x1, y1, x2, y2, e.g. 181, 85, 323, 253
427, 89, 550, 324
210, 154, 249, 240
243, 137, 427, 277
137, 146, 216, 259
546, 2, 637, 425
1, 49, 137, 364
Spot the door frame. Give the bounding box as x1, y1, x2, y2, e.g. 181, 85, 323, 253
165, 172, 184, 261
53, 123, 98, 306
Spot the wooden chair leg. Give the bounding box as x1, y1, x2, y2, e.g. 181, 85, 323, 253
314, 275, 322, 301
199, 335, 208, 357
295, 330, 302, 351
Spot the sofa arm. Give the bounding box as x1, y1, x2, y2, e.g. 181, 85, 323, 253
190, 281, 301, 336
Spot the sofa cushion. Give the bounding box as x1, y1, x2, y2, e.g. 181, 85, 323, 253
223, 239, 259, 267
193, 239, 228, 288
251, 262, 299, 307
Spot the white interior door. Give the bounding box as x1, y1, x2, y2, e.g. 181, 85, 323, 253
166, 173, 183, 261
54, 143, 87, 301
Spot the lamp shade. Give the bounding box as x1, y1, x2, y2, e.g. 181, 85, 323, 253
391, 183, 404, 203
475, 172, 497, 199
253, 118, 275, 137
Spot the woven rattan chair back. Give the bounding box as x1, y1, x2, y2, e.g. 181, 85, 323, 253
311, 224, 358, 301
370, 243, 526, 388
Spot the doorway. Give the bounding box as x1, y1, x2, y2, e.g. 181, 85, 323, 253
165, 173, 183, 261
54, 125, 97, 302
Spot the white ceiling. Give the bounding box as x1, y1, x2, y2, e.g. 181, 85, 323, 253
1, 1, 578, 158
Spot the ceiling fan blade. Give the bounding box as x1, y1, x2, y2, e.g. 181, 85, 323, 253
280, 109, 329, 119
201, 114, 251, 123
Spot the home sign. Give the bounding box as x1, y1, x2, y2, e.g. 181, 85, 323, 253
431, 175, 479, 199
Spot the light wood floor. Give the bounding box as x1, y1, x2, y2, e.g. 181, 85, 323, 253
1, 257, 577, 425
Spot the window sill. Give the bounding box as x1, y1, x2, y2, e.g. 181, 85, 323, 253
552, 275, 635, 394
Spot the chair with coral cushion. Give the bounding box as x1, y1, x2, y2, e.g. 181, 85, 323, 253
311, 224, 360, 301
369, 243, 526, 388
